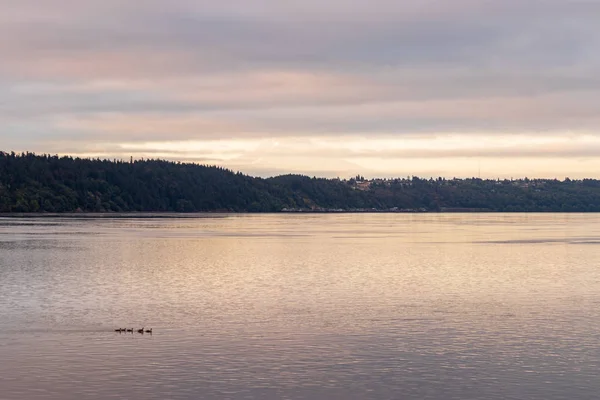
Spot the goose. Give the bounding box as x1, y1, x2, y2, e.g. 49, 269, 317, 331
137, 328, 144, 334
145, 328, 153, 334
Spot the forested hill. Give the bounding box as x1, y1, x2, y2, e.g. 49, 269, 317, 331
2, 151, 600, 213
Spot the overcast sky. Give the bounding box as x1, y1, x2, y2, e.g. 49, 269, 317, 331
2, 0, 600, 178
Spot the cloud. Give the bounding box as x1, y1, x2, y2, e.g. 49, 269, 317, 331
21, 134, 600, 179
1, 0, 600, 177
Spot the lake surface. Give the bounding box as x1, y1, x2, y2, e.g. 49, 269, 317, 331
1, 214, 600, 400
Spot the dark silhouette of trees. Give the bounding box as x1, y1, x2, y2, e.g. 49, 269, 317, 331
2, 151, 600, 213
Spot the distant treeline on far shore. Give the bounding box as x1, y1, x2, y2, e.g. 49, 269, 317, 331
2, 151, 600, 213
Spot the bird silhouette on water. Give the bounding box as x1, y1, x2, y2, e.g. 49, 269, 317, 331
115, 327, 152, 334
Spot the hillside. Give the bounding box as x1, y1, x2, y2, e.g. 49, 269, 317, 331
2, 151, 600, 212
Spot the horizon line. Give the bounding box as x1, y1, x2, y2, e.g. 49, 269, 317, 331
1, 149, 586, 182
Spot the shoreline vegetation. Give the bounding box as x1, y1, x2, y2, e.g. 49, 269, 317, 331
3, 151, 600, 213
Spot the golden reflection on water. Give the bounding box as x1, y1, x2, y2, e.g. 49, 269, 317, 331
1, 214, 600, 399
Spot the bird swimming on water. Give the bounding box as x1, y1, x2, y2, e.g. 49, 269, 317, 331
137, 328, 144, 334
145, 328, 152, 333
126, 328, 133, 333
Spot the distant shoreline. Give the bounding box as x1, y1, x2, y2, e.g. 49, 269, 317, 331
4, 152, 600, 213
0, 210, 596, 218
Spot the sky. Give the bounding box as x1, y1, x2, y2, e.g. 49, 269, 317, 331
1, 0, 600, 178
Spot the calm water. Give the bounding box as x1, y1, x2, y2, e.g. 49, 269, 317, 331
1, 214, 600, 400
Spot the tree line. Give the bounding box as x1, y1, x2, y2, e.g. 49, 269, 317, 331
2, 151, 600, 213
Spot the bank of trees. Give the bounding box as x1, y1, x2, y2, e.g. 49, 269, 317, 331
2, 152, 600, 212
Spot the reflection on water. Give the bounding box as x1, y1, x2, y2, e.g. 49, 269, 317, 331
1, 214, 600, 399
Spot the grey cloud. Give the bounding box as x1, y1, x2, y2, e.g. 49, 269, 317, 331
3, 0, 598, 90
2, 0, 600, 173
3, 0, 599, 71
